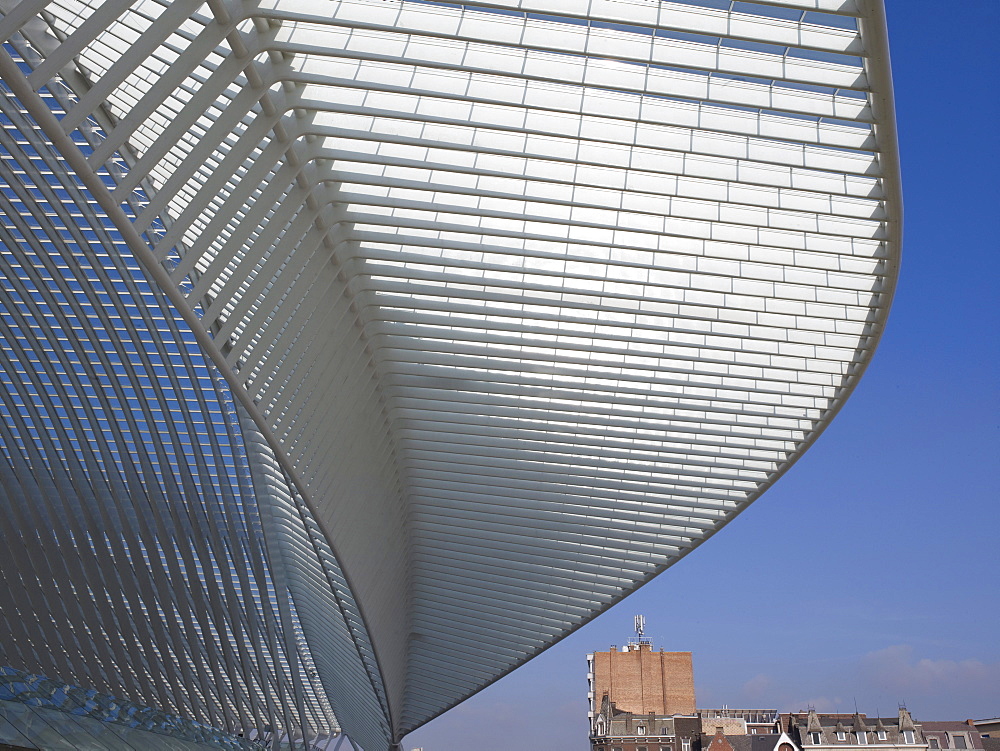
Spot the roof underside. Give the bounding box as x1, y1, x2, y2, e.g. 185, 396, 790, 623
0, 0, 900, 748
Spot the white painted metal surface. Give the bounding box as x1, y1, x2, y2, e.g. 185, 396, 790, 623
0, 0, 900, 748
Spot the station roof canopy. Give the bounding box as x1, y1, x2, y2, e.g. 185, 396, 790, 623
0, 0, 900, 748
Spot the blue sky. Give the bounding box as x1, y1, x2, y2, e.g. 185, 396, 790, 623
403, 1, 1000, 748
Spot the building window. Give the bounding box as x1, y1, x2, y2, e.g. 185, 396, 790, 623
683, 738, 692, 751
638, 726, 647, 736
953, 737, 968, 749
879, 732, 888, 741
858, 732, 868, 745
838, 732, 847, 741
812, 733, 823, 745
903, 731, 915, 744
929, 740, 939, 749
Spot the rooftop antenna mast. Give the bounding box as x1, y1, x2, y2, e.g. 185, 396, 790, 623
630, 614, 650, 648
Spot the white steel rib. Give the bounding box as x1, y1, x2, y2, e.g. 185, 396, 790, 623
0, 0, 901, 748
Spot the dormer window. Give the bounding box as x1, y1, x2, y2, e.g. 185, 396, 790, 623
838, 732, 847, 741
638, 726, 647, 736
858, 732, 868, 745
812, 733, 823, 745
903, 731, 915, 744
953, 736, 968, 749
879, 731, 887, 741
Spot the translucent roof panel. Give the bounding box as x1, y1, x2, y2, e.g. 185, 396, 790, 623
0, 0, 900, 747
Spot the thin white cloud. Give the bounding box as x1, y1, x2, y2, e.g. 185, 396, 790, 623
858, 644, 1000, 697
742, 674, 773, 700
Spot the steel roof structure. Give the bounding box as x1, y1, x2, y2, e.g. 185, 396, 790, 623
0, 0, 900, 748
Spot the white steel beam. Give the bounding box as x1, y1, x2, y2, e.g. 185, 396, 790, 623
0, 0, 900, 748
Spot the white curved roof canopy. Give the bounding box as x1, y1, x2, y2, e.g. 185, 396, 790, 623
0, 0, 900, 748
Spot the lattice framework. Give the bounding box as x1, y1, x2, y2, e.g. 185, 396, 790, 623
0, 0, 900, 748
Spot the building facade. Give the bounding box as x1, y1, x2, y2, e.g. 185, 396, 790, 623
920, 722, 986, 751
591, 695, 701, 751
588, 639, 698, 751
701, 710, 781, 736
590, 642, 697, 719
971, 720, 1000, 740
783, 710, 927, 751
704, 728, 799, 751
974, 719, 1000, 751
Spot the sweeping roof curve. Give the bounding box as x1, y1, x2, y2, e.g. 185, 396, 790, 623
0, 0, 900, 748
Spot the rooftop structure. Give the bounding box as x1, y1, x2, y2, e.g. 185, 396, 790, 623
592, 694, 701, 751
920, 722, 986, 751
589, 642, 696, 719
0, 0, 902, 748
705, 729, 799, 751
701, 709, 781, 736
973, 720, 1000, 739
783, 709, 927, 751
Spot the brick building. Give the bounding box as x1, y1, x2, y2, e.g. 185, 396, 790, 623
588, 640, 696, 718
700, 709, 781, 736
588, 639, 698, 751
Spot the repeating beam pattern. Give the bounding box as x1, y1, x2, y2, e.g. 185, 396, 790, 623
0, 41, 387, 751
0, 0, 900, 748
